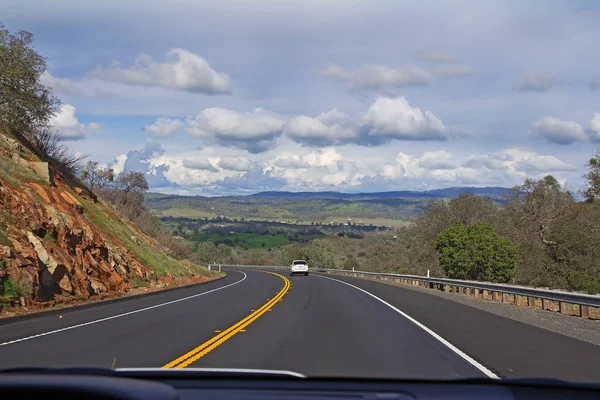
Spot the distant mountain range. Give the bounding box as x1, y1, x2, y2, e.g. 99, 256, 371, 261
145, 187, 511, 223
148, 186, 509, 200
248, 187, 510, 199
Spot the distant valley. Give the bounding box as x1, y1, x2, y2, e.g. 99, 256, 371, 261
146, 187, 510, 251
146, 186, 509, 226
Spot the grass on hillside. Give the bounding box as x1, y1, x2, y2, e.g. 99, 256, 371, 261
79, 196, 218, 278
0, 146, 217, 279
0, 151, 47, 186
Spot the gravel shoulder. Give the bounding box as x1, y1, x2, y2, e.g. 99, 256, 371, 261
342, 274, 600, 347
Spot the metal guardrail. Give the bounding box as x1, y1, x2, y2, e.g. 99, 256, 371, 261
210, 264, 600, 319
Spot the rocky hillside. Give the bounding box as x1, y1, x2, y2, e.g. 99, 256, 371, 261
0, 131, 217, 312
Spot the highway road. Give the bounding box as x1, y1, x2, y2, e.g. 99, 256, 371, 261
1, 269, 599, 382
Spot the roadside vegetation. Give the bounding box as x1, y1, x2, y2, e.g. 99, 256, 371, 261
79, 162, 198, 267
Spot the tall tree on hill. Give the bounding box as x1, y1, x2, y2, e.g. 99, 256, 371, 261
583, 149, 600, 202
0, 23, 60, 133
501, 175, 574, 287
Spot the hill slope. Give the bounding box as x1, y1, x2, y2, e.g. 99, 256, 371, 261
0, 131, 217, 310
145, 187, 509, 222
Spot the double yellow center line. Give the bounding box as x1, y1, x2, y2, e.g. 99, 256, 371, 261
163, 272, 291, 368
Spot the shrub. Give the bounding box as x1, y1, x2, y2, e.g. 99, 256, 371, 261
435, 221, 519, 283
1, 277, 20, 299
32, 125, 86, 176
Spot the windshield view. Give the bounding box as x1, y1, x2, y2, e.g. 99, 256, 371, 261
1, 0, 600, 387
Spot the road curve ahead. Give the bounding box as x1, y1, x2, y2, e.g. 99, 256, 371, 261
0, 269, 599, 382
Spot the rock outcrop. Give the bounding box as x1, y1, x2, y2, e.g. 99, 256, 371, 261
0, 175, 154, 304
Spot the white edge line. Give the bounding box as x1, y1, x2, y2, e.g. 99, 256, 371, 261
314, 274, 500, 379
0, 271, 247, 347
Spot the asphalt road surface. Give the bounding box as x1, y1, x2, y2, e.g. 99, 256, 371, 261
1, 268, 599, 382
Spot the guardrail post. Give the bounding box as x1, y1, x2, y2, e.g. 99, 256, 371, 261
474, 288, 479, 297
559, 301, 568, 314
465, 287, 471, 296
501, 293, 508, 303
219, 264, 221, 272
528, 296, 536, 308
581, 305, 590, 319
542, 298, 550, 310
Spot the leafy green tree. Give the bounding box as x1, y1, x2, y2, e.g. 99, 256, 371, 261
435, 221, 519, 283
0, 23, 60, 132
504, 175, 573, 246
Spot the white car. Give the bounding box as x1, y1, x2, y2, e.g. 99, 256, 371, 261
290, 260, 309, 276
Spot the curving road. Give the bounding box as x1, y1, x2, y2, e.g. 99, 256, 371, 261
0, 269, 599, 382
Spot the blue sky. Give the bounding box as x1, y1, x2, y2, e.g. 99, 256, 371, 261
4, 0, 600, 195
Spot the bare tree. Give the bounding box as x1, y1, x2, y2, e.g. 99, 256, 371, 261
33, 125, 86, 174
115, 171, 149, 194
81, 161, 114, 190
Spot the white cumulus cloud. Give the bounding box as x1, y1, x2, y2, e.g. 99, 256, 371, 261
514, 154, 577, 172
272, 156, 312, 169
361, 97, 447, 140
218, 156, 260, 171
143, 117, 184, 138
88, 48, 231, 94
418, 151, 456, 170
185, 107, 285, 153
181, 157, 218, 172
48, 104, 98, 140
151, 96, 466, 151
531, 116, 587, 145
588, 113, 600, 142
284, 109, 356, 146
380, 148, 576, 189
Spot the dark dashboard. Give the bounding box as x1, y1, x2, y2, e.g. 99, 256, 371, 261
0, 368, 598, 400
